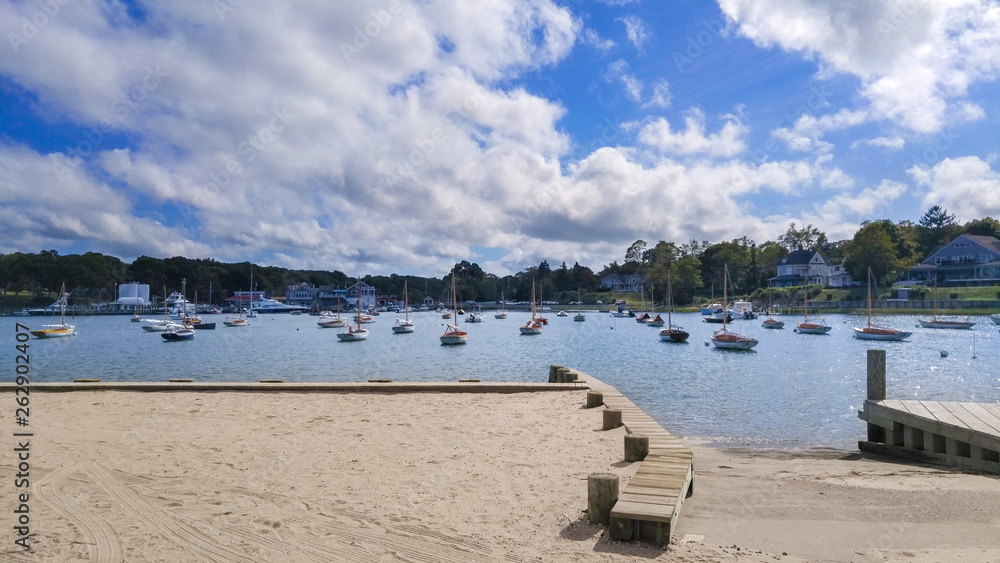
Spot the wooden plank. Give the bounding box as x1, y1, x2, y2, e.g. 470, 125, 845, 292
981, 404, 1000, 420
960, 403, 1000, 436
898, 400, 935, 421
617, 492, 678, 506
940, 402, 998, 436
609, 500, 673, 523
921, 401, 969, 428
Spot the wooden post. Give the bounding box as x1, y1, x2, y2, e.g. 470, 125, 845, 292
549, 364, 563, 383
586, 391, 604, 409
587, 472, 619, 525
866, 349, 886, 443
556, 368, 571, 383
624, 434, 649, 462
603, 409, 623, 430
609, 516, 633, 540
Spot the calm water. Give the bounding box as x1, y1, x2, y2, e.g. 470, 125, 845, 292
5, 311, 999, 449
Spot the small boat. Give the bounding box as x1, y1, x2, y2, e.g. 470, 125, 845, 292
635, 312, 651, 323
519, 280, 543, 335
658, 275, 689, 343
130, 314, 143, 322
556, 310, 568, 317
338, 280, 370, 341
318, 316, 347, 328
440, 277, 468, 344
992, 314, 1000, 325
573, 310, 585, 322
141, 319, 174, 332
918, 280, 975, 329
161, 324, 195, 341
761, 296, 784, 329
290, 310, 303, 315
391, 281, 415, 333
224, 316, 249, 327
646, 314, 665, 327
442, 311, 452, 319
702, 307, 734, 324
710, 265, 757, 350
465, 305, 485, 323
30, 284, 76, 338
853, 267, 911, 341
796, 274, 831, 334
190, 321, 216, 330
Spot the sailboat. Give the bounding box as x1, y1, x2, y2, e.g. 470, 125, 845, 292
519, 280, 543, 335
337, 280, 370, 341
573, 287, 585, 322
392, 281, 415, 333
918, 280, 975, 329
710, 265, 758, 350
646, 284, 665, 327
440, 276, 468, 344
224, 280, 250, 327
143, 287, 176, 332
30, 283, 76, 338
318, 289, 348, 328
761, 294, 784, 329
658, 274, 689, 342
495, 291, 508, 319
635, 284, 651, 323
162, 280, 195, 340
854, 267, 912, 341
534, 285, 549, 325
795, 273, 831, 334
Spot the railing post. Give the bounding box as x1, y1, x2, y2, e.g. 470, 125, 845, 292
867, 349, 886, 442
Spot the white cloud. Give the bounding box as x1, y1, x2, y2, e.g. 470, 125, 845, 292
617, 14, 649, 53
643, 79, 671, 109
851, 136, 905, 151
771, 108, 868, 153
719, 0, 1000, 133
910, 156, 1000, 220
581, 28, 616, 52
638, 109, 747, 158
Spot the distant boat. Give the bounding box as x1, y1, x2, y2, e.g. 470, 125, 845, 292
761, 295, 784, 329
130, 314, 143, 322
992, 314, 1000, 325
710, 265, 757, 350
440, 277, 468, 344
392, 281, 415, 334
30, 283, 76, 338
12, 308, 30, 317
645, 285, 665, 327
853, 267, 911, 341
519, 280, 543, 335
796, 274, 831, 334
918, 280, 975, 329
338, 279, 370, 342
161, 323, 195, 341
573, 287, 585, 322
658, 274, 689, 343
495, 292, 508, 319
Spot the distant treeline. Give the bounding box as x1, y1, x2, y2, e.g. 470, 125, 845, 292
2, 207, 997, 306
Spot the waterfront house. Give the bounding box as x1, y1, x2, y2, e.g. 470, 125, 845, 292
904, 234, 1000, 286
599, 273, 643, 292
285, 282, 318, 308
767, 249, 852, 288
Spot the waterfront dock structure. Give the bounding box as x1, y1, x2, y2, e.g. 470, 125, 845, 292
557, 366, 695, 545
859, 349, 1000, 474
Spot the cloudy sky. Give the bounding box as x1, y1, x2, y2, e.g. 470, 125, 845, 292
2, 0, 999, 276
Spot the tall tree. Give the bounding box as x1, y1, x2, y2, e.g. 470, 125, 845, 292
624, 239, 647, 265
916, 205, 962, 257
843, 222, 900, 284
963, 217, 1000, 239
778, 223, 826, 252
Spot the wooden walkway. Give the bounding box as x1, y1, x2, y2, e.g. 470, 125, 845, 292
570, 369, 693, 545
859, 399, 1000, 474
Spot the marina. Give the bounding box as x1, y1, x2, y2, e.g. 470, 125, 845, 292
6, 309, 1000, 450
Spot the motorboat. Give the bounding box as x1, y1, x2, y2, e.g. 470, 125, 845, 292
573, 310, 585, 322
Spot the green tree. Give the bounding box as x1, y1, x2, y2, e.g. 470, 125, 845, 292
778, 223, 826, 252
624, 239, 647, 265
963, 217, 1000, 239
916, 205, 962, 257
844, 222, 899, 284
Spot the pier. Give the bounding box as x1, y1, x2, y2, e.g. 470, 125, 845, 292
858, 349, 1000, 474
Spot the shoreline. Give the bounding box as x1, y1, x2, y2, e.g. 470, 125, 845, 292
3, 385, 1000, 561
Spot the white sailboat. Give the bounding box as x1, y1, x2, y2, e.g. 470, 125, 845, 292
338, 280, 370, 341
573, 287, 585, 322
495, 291, 508, 319
440, 276, 468, 344
853, 267, 912, 341
392, 281, 415, 333
710, 265, 758, 350
30, 283, 76, 338
918, 280, 975, 329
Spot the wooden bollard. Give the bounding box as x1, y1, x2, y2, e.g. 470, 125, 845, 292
602, 409, 623, 430
867, 349, 886, 443
624, 434, 649, 462
587, 472, 619, 525
549, 364, 564, 383
556, 368, 571, 383
586, 391, 604, 408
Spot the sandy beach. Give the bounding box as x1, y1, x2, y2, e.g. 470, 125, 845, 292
3, 388, 1000, 562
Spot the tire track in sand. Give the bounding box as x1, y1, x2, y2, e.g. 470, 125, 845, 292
86, 463, 256, 563
34, 462, 124, 563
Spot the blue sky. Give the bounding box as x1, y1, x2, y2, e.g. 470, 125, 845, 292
2, 0, 1000, 276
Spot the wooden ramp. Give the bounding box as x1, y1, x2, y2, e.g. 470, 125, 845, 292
859, 399, 1000, 474
572, 370, 694, 545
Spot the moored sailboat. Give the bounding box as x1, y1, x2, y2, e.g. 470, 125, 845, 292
392, 281, 415, 333
440, 276, 468, 344
795, 274, 831, 334
761, 294, 784, 329
658, 275, 689, 343
519, 280, 543, 335
30, 283, 76, 338
917, 280, 975, 329
710, 265, 757, 350
853, 267, 911, 341
337, 280, 370, 341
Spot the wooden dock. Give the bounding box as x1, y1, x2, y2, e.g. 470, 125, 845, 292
570, 369, 694, 545
858, 349, 1000, 474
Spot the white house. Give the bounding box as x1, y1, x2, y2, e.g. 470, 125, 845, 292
600, 273, 643, 292
767, 249, 852, 288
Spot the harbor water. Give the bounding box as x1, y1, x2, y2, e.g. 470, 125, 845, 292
5, 311, 999, 450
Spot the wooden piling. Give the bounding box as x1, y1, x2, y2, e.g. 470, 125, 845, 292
867, 349, 886, 443
586, 391, 604, 409
624, 434, 649, 462
587, 472, 619, 525
603, 409, 623, 430
549, 364, 563, 383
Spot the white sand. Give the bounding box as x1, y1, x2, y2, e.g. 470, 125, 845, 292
2, 389, 1000, 562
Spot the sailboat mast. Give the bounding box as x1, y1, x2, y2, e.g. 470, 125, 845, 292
867, 267, 873, 328
722, 265, 729, 330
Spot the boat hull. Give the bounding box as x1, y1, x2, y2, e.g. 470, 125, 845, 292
191, 322, 216, 330
796, 323, 831, 334
710, 333, 758, 350
161, 330, 194, 341
658, 329, 689, 342
337, 329, 369, 341
917, 319, 975, 329
30, 326, 76, 338
391, 323, 414, 333
439, 331, 468, 344
762, 319, 784, 329
853, 327, 912, 341
993, 314, 1000, 325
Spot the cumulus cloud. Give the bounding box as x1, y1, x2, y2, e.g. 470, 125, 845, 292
718, 0, 1000, 133
638, 109, 747, 158
771, 108, 868, 153
910, 156, 1000, 220
851, 136, 905, 151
